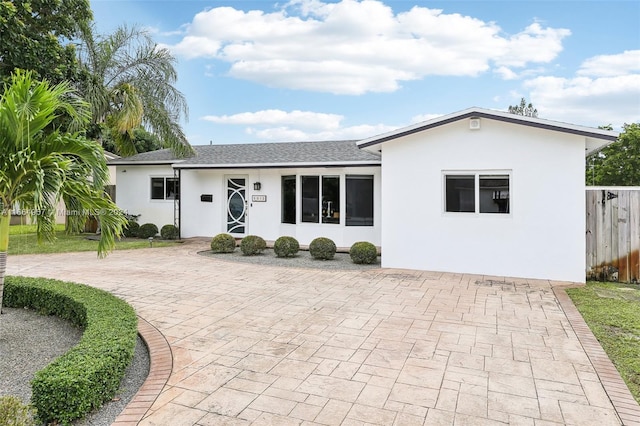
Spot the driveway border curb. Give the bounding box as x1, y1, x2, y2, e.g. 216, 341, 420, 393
554, 286, 640, 426
112, 316, 173, 425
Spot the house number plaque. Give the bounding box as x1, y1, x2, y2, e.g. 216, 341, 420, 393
252, 195, 267, 202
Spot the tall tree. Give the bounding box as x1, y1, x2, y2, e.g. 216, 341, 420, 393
508, 97, 538, 118
101, 127, 164, 155
0, 70, 127, 312
0, 0, 92, 84
587, 123, 640, 186
77, 25, 193, 157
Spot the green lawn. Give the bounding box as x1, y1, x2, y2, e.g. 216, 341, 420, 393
566, 282, 640, 403
8, 224, 177, 255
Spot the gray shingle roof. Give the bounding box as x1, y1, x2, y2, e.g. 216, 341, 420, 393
109, 140, 381, 167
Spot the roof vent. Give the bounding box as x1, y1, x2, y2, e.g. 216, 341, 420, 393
469, 118, 481, 130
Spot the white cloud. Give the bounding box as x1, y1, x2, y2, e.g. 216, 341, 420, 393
494, 66, 519, 80
202, 109, 343, 131
410, 113, 444, 123
525, 73, 640, 127
167, 0, 571, 94
521, 51, 640, 128
247, 123, 395, 141
577, 50, 640, 77
202, 109, 394, 141
494, 23, 570, 67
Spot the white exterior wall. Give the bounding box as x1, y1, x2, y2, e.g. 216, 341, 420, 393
380, 118, 586, 282
108, 165, 117, 186
179, 166, 381, 247
115, 165, 176, 227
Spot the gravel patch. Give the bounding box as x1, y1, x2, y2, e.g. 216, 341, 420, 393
199, 248, 380, 270
0, 307, 149, 425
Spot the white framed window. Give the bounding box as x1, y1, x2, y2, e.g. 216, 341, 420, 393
444, 171, 510, 214
150, 177, 179, 200
282, 174, 375, 226
300, 175, 340, 224
346, 175, 374, 226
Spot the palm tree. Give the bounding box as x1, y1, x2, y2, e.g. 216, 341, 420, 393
77, 25, 193, 157
0, 70, 127, 312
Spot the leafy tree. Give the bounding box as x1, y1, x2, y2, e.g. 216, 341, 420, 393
101, 127, 164, 154
587, 123, 640, 186
508, 97, 538, 117
0, 0, 92, 84
0, 70, 127, 312
77, 25, 193, 157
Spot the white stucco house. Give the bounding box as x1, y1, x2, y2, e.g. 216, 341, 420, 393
111, 107, 618, 282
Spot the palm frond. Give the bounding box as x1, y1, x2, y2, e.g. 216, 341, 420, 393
0, 70, 127, 256
75, 24, 193, 157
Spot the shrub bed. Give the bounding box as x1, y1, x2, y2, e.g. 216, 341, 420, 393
273, 236, 300, 258
137, 223, 158, 239
240, 235, 267, 255
160, 224, 179, 240
210, 233, 236, 253
349, 241, 378, 264
3, 276, 138, 425
309, 237, 337, 260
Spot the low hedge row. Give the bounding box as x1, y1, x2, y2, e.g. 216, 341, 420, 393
123, 221, 179, 239
3, 276, 138, 425
210, 234, 379, 264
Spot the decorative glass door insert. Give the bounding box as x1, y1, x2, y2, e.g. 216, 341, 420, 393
227, 177, 247, 234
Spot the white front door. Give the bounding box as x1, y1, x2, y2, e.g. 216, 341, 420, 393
226, 176, 247, 235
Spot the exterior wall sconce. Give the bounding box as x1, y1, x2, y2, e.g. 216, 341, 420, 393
254, 182, 261, 191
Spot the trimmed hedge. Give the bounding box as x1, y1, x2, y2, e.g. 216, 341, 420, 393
349, 241, 378, 264
160, 224, 179, 240
123, 220, 139, 238
240, 235, 267, 256
309, 237, 337, 260
3, 276, 138, 425
273, 236, 299, 258
138, 223, 158, 238
211, 233, 236, 253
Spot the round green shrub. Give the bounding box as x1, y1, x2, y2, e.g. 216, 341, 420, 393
210, 233, 236, 253
309, 237, 337, 260
137, 223, 158, 238
160, 224, 179, 240
273, 236, 299, 258
123, 220, 139, 238
240, 235, 267, 256
349, 241, 378, 264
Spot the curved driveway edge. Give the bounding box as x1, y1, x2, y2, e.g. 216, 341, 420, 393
112, 317, 173, 425
6, 240, 637, 425
554, 286, 640, 426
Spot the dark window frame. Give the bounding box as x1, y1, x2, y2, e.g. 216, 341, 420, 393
281, 175, 296, 224
150, 177, 179, 201
444, 172, 510, 214
346, 175, 374, 226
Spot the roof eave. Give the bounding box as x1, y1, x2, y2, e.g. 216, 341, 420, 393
173, 160, 381, 169
110, 160, 181, 166
357, 107, 619, 149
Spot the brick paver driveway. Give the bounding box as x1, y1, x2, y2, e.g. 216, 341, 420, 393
7, 239, 630, 425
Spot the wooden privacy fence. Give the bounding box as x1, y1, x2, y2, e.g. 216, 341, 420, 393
586, 187, 640, 282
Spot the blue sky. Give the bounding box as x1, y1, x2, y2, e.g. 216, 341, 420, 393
91, 0, 639, 146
